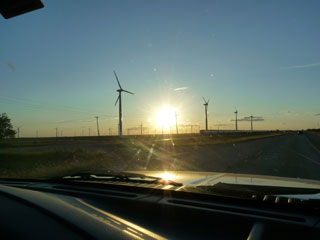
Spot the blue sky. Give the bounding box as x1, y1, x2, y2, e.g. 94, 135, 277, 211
1, 0, 320, 136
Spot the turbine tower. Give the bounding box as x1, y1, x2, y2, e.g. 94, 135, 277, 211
114, 70, 134, 136
234, 108, 238, 131
203, 97, 209, 131
16, 126, 21, 138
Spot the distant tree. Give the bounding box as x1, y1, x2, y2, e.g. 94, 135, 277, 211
0, 113, 16, 139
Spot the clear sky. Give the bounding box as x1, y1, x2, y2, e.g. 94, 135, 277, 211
1, 0, 320, 137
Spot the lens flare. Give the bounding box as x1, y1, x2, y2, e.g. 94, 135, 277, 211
157, 172, 176, 181
155, 106, 176, 129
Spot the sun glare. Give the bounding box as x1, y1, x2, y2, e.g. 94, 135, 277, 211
157, 172, 176, 181
155, 107, 176, 129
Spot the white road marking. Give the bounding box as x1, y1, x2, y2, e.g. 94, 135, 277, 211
289, 149, 320, 166
305, 136, 320, 155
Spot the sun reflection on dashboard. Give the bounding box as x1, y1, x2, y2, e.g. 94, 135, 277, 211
157, 172, 176, 181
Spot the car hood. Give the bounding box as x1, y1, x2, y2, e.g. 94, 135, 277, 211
129, 170, 320, 189
129, 171, 320, 200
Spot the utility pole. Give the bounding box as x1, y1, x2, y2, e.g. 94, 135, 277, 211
175, 112, 179, 135
140, 122, 143, 135
95, 116, 100, 136
250, 115, 253, 132
55, 128, 58, 138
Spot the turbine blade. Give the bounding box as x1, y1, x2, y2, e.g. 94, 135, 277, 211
207, 99, 210, 104
123, 89, 134, 95
113, 70, 122, 89
114, 96, 120, 106
202, 97, 207, 103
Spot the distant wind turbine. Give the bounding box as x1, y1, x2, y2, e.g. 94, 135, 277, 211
16, 126, 21, 138
249, 115, 263, 131
234, 108, 238, 131
203, 97, 209, 131
114, 70, 134, 136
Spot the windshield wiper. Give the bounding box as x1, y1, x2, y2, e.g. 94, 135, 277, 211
58, 172, 183, 187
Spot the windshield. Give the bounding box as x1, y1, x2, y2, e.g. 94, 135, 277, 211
1, 1, 320, 192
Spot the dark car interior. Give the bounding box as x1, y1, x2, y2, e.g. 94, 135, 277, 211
0, 179, 319, 239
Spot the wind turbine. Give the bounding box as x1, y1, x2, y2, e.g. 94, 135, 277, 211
203, 97, 209, 131
249, 115, 262, 131
114, 70, 134, 136
16, 126, 21, 138
234, 108, 238, 131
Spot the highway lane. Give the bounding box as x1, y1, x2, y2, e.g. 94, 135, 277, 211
228, 133, 320, 179
161, 133, 320, 181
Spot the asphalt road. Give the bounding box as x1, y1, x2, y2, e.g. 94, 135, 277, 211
152, 133, 320, 181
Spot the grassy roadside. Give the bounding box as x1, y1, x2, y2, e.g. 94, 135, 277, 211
0, 149, 117, 179
308, 131, 320, 137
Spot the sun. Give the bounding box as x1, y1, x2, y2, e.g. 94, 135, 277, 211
155, 106, 176, 129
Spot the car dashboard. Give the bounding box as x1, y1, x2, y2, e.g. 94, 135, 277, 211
0, 179, 319, 240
